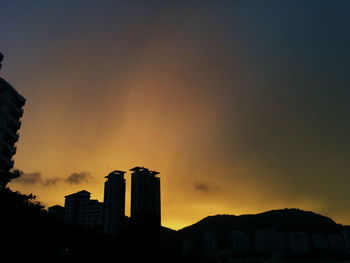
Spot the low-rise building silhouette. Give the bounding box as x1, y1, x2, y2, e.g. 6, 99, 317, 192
182, 240, 194, 256
311, 234, 329, 250
328, 233, 346, 251
48, 205, 65, 218
64, 190, 91, 227
271, 232, 289, 257
231, 230, 253, 254
203, 232, 219, 258
64, 190, 103, 228
255, 229, 274, 253
288, 232, 310, 254
343, 231, 350, 249
87, 199, 103, 228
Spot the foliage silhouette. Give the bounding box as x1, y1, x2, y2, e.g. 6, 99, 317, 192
0, 169, 22, 189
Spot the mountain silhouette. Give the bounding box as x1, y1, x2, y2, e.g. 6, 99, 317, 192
178, 208, 342, 240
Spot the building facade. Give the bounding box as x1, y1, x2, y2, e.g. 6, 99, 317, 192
311, 234, 329, 250
48, 205, 65, 218
130, 166, 161, 249
343, 231, 350, 249
130, 166, 161, 227
0, 53, 25, 172
103, 170, 126, 235
328, 233, 346, 251
64, 190, 91, 227
288, 232, 310, 254
203, 232, 219, 258
231, 230, 253, 254
87, 199, 103, 228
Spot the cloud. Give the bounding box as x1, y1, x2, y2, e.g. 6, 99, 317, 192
65, 172, 93, 185
42, 177, 61, 186
14, 172, 61, 186
13, 171, 94, 186
194, 182, 218, 194
15, 172, 42, 184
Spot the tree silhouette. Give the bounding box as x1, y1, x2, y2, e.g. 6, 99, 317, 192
0, 169, 22, 190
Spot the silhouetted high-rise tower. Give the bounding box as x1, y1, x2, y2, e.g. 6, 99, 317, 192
0, 53, 25, 172
130, 166, 161, 243
103, 170, 126, 236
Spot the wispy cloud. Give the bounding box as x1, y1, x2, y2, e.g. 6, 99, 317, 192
14, 172, 61, 186
14, 171, 94, 186
65, 172, 93, 185
194, 182, 219, 194
42, 177, 61, 186
15, 172, 42, 184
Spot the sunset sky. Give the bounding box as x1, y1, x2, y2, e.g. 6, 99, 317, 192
1, 0, 350, 230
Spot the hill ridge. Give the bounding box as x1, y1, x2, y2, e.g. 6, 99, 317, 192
178, 208, 340, 235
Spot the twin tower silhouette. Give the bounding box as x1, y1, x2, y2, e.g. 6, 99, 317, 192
104, 166, 161, 241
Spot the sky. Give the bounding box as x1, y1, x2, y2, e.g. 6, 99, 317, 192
1, 0, 350, 230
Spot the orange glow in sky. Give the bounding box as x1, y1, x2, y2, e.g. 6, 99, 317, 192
3, 1, 350, 230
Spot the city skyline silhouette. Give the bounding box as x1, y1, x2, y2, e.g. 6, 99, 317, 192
2, 2, 350, 262
1, 1, 350, 254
